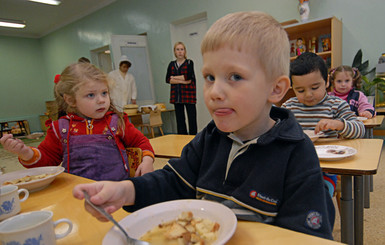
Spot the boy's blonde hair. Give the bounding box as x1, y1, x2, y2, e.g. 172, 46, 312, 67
55, 63, 124, 128
201, 11, 290, 81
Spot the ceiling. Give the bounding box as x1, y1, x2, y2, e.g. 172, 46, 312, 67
0, 0, 116, 38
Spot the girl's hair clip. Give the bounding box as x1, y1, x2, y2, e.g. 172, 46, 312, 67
54, 74, 61, 84
352, 67, 358, 76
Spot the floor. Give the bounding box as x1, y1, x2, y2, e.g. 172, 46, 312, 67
1, 137, 384, 244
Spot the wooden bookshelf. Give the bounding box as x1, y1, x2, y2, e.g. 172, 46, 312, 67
284, 16, 342, 68
277, 17, 343, 106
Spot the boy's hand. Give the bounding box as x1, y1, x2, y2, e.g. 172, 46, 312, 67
315, 119, 344, 134
72, 181, 135, 222
359, 111, 373, 119
0, 134, 34, 161
134, 155, 154, 177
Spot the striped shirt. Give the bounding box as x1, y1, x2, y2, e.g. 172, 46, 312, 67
282, 94, 365, 139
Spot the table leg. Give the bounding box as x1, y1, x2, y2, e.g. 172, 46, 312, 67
370, 175, 374, 192
340, 175, 354, 245
363, 127, 373, 209
364, 129, 368, 138
364, 175, 370, 208
354, 176, 364, 245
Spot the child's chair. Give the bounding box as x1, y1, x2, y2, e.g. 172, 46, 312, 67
129, 115, 144, 128
139, 107, 164, 138
126, 147, 142, 177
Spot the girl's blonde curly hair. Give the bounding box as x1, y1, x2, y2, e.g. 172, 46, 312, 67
54, 62, 125, 130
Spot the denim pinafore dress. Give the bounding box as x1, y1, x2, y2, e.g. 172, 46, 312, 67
59, 114, 129, 181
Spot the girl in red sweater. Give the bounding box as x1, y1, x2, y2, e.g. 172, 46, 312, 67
0, 63, 154, 181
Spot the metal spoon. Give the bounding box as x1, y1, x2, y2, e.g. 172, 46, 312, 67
82, 190, 150, 245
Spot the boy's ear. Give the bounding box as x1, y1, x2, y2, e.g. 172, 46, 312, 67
63, 94, 76, 107
267, 75, 290, 104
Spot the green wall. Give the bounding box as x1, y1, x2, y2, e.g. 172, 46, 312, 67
1, 0, 384, 132
0, 36, 48, 131
310, 0, 384, 67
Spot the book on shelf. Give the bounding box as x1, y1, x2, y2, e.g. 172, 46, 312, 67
318, 34, 331, 52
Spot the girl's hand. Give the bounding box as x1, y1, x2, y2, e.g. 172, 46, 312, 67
173, 75, 185, 81
134, 156, 154, 177
315, 119, 344, 134
0, 134, 34, 161
72, 181, 135, 222
170, 75, 188, 84
359, 111, 373, 119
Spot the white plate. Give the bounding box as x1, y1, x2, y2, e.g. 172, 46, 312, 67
315, 145, 357, 161
103, 199, 237, 245
356, 117, 368, 121
0, 166, 64, 192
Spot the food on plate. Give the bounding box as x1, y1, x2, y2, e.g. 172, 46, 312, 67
140, 211, 220, 245
2, 173, 56, 186
326, 149, 346, 155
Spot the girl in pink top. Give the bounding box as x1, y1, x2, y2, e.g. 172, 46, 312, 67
329, 65, 375, 119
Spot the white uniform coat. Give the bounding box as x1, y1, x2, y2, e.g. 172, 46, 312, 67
108, 70, 137, 111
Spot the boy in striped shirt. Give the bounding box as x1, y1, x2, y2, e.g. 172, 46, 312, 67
282, 52, 365, 196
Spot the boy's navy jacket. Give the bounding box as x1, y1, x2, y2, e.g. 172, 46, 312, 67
126, 106, 335, 239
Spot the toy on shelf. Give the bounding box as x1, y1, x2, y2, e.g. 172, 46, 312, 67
298, 0, 310, 22
309, 36, 317, 53
296, 37, 306, 56
290, 40, 296, 57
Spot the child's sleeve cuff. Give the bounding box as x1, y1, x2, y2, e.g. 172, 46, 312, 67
142, 150, 155, 160
19, 147, 41, 165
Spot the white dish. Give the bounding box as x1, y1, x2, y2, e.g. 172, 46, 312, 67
315, 145, 357, 161
0, 166, 64, 192
356, 116, 368, 121
102, 199, 237, 245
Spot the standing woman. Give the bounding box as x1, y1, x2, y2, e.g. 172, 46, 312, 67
166, 42, 197, 135
108, 55, 137, 111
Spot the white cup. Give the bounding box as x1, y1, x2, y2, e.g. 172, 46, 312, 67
0, 185, 29, 221
0, 210, 73, 245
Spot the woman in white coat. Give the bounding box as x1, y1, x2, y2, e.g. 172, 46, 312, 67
108, 55, 137, 111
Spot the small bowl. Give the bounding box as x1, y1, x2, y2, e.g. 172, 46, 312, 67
0, 166, 64, 192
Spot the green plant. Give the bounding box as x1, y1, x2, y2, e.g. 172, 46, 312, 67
352, 49, 385, 96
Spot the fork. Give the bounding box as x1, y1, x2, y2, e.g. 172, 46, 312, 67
82, 190, 150, 245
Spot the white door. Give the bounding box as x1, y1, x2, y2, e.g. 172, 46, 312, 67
98, 52, 113, 74
170, 16, 209, 132
110, 35, 155, 106
90, 45, 113, 73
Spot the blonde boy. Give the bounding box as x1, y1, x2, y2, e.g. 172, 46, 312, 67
73, 12, 334, 239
